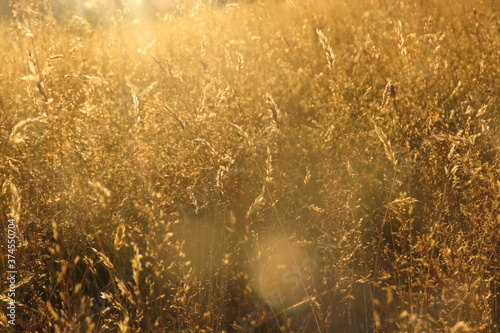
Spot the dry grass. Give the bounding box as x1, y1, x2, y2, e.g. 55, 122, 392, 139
0, 0, 499, 332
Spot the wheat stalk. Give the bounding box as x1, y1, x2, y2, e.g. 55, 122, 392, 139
316, 29, 336, 72
374, 124, 397, 168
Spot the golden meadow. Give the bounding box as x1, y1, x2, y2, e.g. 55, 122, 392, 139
0, 0, 499, 331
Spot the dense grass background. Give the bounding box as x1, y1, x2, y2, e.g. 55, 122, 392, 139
0, 0, 499, 331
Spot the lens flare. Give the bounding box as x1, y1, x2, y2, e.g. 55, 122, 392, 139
248, 235, 319, 310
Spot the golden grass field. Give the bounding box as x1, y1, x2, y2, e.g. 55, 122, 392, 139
0, 0, 499, 331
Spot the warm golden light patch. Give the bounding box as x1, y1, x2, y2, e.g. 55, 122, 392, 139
150, 0, 177, 10
248, 235, 319, 310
